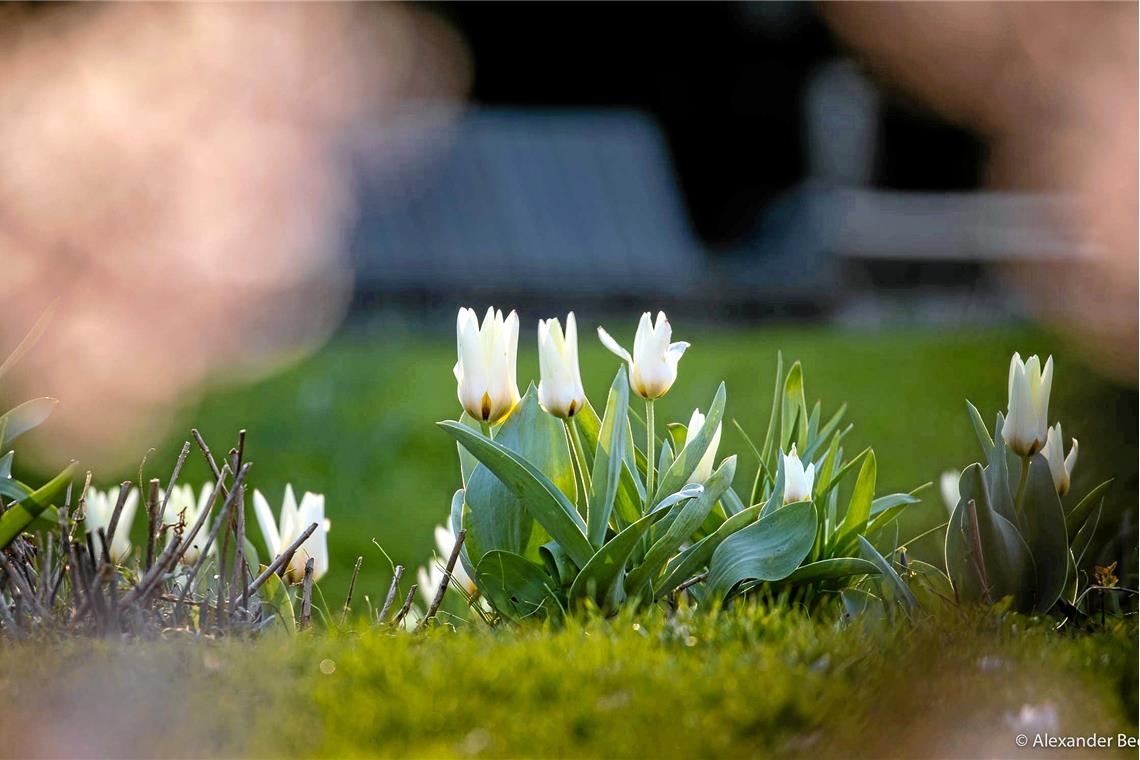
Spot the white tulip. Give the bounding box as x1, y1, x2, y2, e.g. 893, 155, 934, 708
83, 487, 139, 564
454, 307, 521, 425
253, 485, 330, 584
1002, 353, 1053, 457
1041, 423, 1078, 496
162, 483, 213, 564
684, 408, 722, 485
597, 311, 689, 400
940, 470, 961, 515
782, 444, 815, 504
537, 313, 588, 419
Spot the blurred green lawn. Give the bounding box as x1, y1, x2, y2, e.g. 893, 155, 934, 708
120, 320, 1129, 612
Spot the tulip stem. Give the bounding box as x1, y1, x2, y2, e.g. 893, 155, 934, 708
565, 418, 592, 512
645, 400, 656, 511
480, 420, 493, 440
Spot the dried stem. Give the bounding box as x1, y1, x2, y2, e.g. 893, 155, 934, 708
378, 564, 404, 623
392, 584, 418, 629
340, 556, 363, 625
419, 529, 466, 629
300, 557, 314, 630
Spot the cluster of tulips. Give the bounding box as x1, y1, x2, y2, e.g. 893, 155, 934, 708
410, 305, 1121, 625
82, 482, 331, 584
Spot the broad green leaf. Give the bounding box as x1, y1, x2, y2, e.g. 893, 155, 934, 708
944, 464, 1034, 609
587, 368, 629, 547
568, 496, 684, 611
653, 383, 726, 505
1020, 453, 1068, 612
857, 535, 917, 611
439, 418, 593, 568
458, 387, 578, 564
657, 502, 764, 597
475, 550, 561, 622
834, 450, 876, 550
986, 414, 1016, 524
780, 362, 808, 454
0, 398, 58, 448
721, 486, 746, 517
814, 446, 871, 504
0, 462, 77, 549
626, 457, 736, 593
706, 499, 816, 602
965, 400, 994, 460
1067, 479, 1112, 542
456, 413, 481, 487
781, 557, 878, 585
539, 540, 577, 589
0, 450, 12, 479
870, 492, 922, 516
664, 423, 687, 461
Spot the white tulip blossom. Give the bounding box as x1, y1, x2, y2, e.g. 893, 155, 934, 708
1041, 423, 1078, 496
454, 307, 521, 425
537, 313, 588, 419
253, 485, 330, 584
1002, 353, 1053, 457
83, 487, 139, 564
782, 445, 816, 504
162, 483, 214, 564
684, 408, 722, 485
940, 470, 961, 515
597, 311, 689, 400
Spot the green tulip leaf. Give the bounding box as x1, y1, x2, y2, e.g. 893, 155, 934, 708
781, 557, 879, 585
0, 398, 58, 448
568, 486, 701, 610
780, 361, 809, 454
833, 450, 876, 551
258, 565, 296, 634
475, 550, 561, 622
1067, 479, 1112, 543
440, 411, 593, 569
0, 462, 77, 549
706, 499, 816, 602
965, 399, 994, 460
1020, 453, 1068, 612
857, 535, 917, 611
455, 387, 579, 565
587, 368, 628, 547
626, 457, 736, 593
944, 464, 1034, 609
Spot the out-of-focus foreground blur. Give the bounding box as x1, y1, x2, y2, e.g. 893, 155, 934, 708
1, 2, 1135, 600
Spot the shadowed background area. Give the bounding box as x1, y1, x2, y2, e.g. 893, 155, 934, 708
0, 2, 1135, 613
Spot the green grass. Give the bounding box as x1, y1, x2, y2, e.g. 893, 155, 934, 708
2, 608, 1135, 758
119, 321, 1129, 612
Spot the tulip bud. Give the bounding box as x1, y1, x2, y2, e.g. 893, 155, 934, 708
940, 470, 961, 515
454, 307, 520, 425
1041, 423, 1078, 496
684, 408, 722, 485
1001, 352, 1053, 457
597, 311, 689, 400
83, 487, 139, 564
782, 444, 815, 504
537, 313, 588, 419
